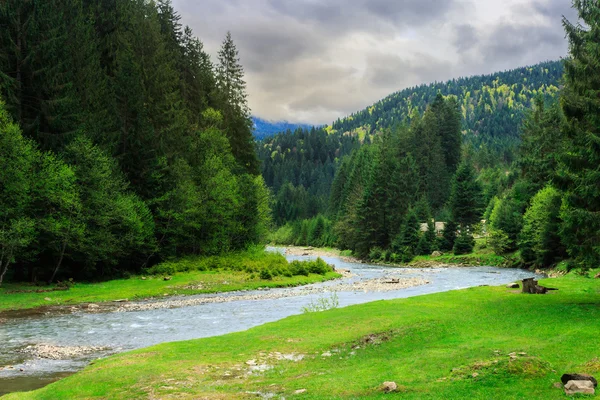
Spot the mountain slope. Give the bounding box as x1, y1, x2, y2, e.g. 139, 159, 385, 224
328, 60, 563, 162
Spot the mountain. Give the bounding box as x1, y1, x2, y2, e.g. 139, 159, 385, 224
328, 60, 563, 164
258, 60, 565, 225
252, 117, 313, 139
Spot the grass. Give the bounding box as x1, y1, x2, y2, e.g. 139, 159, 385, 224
6, 271, 600, 399
0, 249, 340, 313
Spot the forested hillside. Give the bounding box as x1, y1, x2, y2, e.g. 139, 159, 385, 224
260, 61, 563, 233
0, 0, 269, 284
269, 0, 600, 272
330, 61, 563, 166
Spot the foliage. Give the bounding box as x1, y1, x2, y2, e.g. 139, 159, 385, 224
0, 1, 269, 283
556, 0, 600, 269
453, 230, 475, 255
519, 186, 565, 267
301, 292, 339, 313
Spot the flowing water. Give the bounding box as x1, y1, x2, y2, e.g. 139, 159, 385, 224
0, 249, 538, 396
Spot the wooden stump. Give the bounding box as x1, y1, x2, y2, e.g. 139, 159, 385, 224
522, 277, 558, 294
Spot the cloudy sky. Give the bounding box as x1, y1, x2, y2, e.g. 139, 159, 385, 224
173, 0, 577, 125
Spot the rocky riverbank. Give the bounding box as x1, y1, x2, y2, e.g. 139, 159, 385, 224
113, 275, 429, 313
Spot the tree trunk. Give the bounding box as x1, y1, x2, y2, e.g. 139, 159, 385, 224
0, 252, 9, 287
49, 241, 67, 284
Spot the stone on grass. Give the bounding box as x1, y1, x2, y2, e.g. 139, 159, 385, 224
381, 381, 398, 393
506, 283, 519, 289
431, 251, 443, 257
294, 389, 307, 394
594, 272, 600, 279
561, 373, 597, 387
163, 276, 172, 281
564, 380, 595, 395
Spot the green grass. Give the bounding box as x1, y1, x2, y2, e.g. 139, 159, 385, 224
6, 272, 600, 399
0, 250, 340, 313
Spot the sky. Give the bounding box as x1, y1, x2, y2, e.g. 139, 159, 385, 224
172, 0, 577, 125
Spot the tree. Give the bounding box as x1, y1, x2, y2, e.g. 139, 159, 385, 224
0, 101, 36, 285
216, 32, 259, 174
519, 186, 565, 267
557, 0, 600, 268
448, 161, 484, 229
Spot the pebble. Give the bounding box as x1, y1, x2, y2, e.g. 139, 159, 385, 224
19, 344, 108, 360
110, 276, 429, 313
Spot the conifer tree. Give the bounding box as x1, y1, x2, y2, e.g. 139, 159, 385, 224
216, 32, 259, 174
557, 0, 600, 268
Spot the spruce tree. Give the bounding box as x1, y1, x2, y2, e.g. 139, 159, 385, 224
216, 32, 259, 174
557, 0, 600, 268
448, 161, 484, 229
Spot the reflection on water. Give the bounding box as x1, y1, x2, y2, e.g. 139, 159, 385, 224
0, 248, 538, 395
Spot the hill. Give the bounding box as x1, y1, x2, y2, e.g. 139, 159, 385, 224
328, 60, 563, 164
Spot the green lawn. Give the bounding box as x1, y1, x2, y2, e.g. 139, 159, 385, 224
0, 250, 340, 312
6, 272, 600, 399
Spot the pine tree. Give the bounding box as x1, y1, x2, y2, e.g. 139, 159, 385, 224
557, 0, 600, 268
216, 32, 259, 174
448, 161, 484, 229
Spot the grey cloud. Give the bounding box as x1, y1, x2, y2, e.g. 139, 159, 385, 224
174, 0, 571, 124
454, 24, 479, 53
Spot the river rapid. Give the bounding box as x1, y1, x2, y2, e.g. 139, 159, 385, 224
0, 248, 539, 396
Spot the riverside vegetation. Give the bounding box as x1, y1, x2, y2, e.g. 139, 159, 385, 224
0, 248, 338, 313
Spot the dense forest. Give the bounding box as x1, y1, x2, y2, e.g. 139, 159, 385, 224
262, 61, 563, 241
269, 1, 600, 272
0, 0, 269, 284
330, 60, 563, 167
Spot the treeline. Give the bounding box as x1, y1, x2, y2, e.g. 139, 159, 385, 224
275, 1, 600, 272
258, 127, 361, 225
330, 60, 563, 167
0, 0, 268, 284
329, 95, 476, 259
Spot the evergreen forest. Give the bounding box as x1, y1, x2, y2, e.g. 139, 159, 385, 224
265, 2, 600, 272
0, 0, 269, 284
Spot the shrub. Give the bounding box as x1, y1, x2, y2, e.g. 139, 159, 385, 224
453, 231, 475, 255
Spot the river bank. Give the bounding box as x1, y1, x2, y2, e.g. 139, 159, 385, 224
0, 249, 340, 315
0, 251, 539, 396
5, 271, 599, 399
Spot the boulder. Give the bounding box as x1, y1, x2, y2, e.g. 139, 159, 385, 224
294, 389, 307, 394
431, 251, 443, 257
564, 380, 595, 395
163, 276, 172, 281
87, 303, 99, 309
561, 373, 597, 387
381, 381, 398, 393
506, 283, 519, 289
594, 272, 600, 279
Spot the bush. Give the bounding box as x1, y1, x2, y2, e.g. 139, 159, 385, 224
453, 231, 475, 255
369, 247, 384, 261
259, 269, 273, 280
489, 229, 512, 255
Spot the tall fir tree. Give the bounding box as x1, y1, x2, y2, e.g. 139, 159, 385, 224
216, 32, 259, 174
557, 0, 600, 268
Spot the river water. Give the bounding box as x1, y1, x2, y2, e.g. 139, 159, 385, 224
0, 249, 538, 396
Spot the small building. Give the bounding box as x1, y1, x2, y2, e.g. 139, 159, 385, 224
420, 221, 446, 235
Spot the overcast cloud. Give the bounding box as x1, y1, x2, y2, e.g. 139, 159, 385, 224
173, 0, 577, 124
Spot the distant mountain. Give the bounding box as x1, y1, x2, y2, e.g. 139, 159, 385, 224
252, 117, 313, 140
328, 60, 564, 162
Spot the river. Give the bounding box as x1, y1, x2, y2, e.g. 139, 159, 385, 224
0, 249, 538, 396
